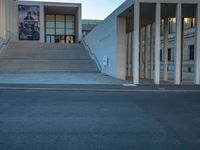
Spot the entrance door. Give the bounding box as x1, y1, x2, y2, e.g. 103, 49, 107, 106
46, 35, 55, 43
55, 35, 65, 43
66, 35, 75, 44
54, 35, 75, 43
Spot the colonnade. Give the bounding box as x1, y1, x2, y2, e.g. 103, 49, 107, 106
132, 2, 200, 85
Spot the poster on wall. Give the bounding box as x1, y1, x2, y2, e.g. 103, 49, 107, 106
18, 5, 40, 40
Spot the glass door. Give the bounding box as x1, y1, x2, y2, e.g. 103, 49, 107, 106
66, 35, 75, 44
55, 35, 65, 43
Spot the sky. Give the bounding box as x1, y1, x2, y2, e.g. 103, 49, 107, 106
21, 0, 126, 20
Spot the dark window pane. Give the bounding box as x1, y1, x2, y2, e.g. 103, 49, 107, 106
168, 48, 171, 61
160, 50, 162, 61
189, 45, 194, 60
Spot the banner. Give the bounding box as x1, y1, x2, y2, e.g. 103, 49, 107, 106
18, 5, 40, 40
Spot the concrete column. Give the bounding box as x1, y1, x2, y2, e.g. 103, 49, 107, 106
5, 0, 9, 39
7, 0, 11, 38
76, 5, 82, 42
133, 2, 140, 84
163, 18, 169, 81
195, 3, 200, 84
154, 3, 161, 84
174, 3, 182, 85
13, 0, 18, 41
40, 4, 45, 43
180, 18, 184, 82
116, 17, 127, 80
127, 32, 132, 78
144, 26, 148, 79
150, 23, 154, 80
0, 0, 6, 39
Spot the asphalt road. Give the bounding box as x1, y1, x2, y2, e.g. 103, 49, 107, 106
0, 88, 200, 150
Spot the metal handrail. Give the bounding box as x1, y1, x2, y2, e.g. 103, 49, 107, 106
82, 39, 102, 72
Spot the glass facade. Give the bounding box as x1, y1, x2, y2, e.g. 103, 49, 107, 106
45, 15, 75, 43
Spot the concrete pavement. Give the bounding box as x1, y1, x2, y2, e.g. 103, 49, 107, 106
0, 73, 130, 84
0, 72, 197, 85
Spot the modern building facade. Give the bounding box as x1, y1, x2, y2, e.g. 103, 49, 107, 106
0, 0, 82, 44
84, 0, 200, 85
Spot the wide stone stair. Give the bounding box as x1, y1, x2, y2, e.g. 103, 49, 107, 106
0, 42, 99, 73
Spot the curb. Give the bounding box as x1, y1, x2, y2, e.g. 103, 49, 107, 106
0, 87, 200, 93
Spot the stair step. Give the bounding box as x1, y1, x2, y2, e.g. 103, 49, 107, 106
0, 42, 99, 73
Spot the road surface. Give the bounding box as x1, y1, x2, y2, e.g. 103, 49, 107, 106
0, 86, 200, 150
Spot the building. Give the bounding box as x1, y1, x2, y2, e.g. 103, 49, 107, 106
0, 0, 82, 44
1, 0, 200, 85
138, 18, 196, 82
84, 0, 200, 85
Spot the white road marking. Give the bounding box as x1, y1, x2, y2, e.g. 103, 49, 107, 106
122, 84, 137, 87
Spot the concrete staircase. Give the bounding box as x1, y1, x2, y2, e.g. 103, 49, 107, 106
0, 42, 99, 73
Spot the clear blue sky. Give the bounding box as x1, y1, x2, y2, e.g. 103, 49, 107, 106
21, 0, 126, 20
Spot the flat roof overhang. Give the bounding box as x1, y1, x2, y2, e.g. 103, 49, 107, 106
119, 2, 197, 27
44, 3, 81, 15
45, 6, 78, 15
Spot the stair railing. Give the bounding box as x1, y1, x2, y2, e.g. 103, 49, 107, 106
82, 39, 102, 72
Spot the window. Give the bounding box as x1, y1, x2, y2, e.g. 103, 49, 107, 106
46, 22, 55, 28
160, 50, 162, 61
184, 18, 195, 29
46, 35, 51, 43
45, 35, 55, 43
160, 19, 164, 36
168, 48, 171, 61
56, 29, 65, 35
45, 15, 75, 43
66, 16, 75, 36
46, 29, 55, 34
189, 45, 194, 60
168, 18, 176, 34
46, 15, 55, 35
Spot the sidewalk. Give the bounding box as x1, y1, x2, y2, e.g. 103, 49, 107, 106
0, 83, 199, 93
0, 73, 199, 92
0, 73, 130, 85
